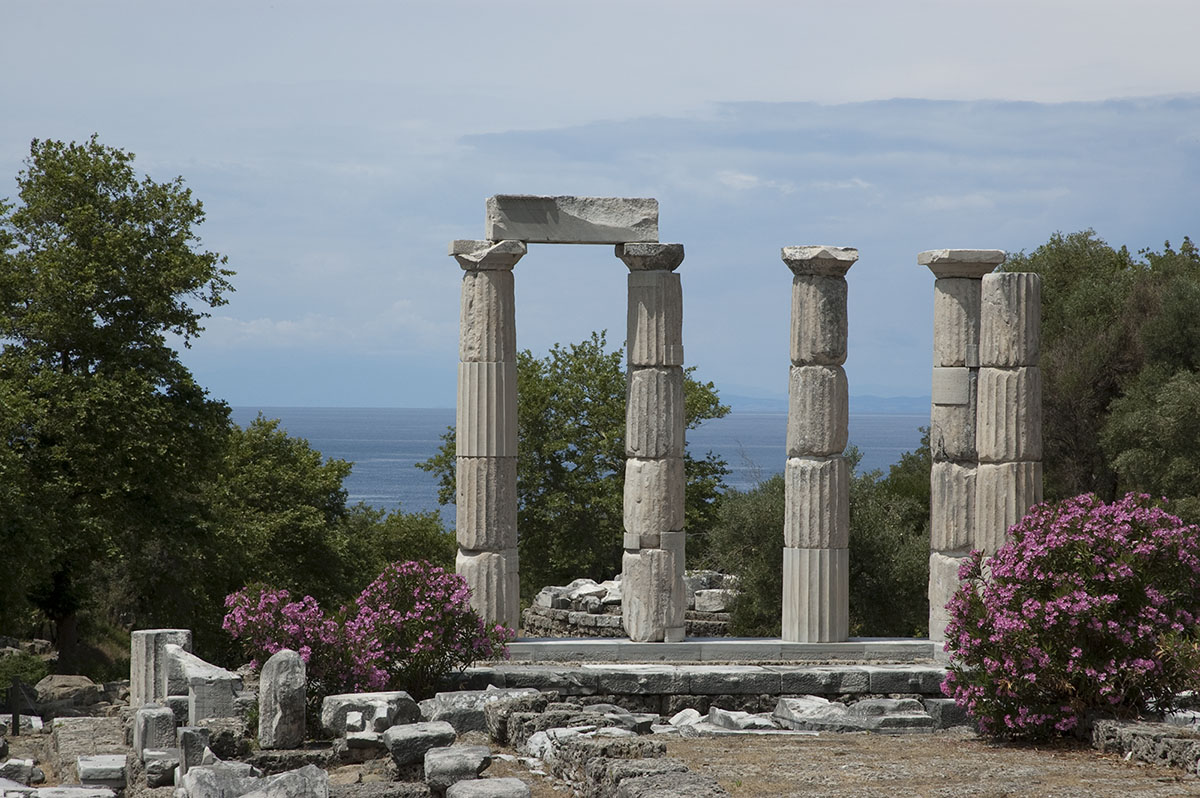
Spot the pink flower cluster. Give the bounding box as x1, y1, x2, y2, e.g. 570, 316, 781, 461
942, 493, 1200, 739
223, 562, 513, 699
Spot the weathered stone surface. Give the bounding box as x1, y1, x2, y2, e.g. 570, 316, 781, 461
587, 758, 690, 798
142, 748, 178, 787
616, 242, 683, 271
382, 722, 456, 767
692, 590, 735, 614
50, 717, 126, 783
786, 366, 848, 458
976, 366, 1042, 463
770, 666, 869, 695
0, 761, 33, 786
133, 704, 176, 759
180, 761, 262, 798
445, 778, 530, 798
782, 547, 848, 643
931, 367, 970, 406
928, 552, 968, 643
932, 277, 982, 367
320, 693, 420, 738
707, 707, 777, 731
774, 696, 933, 733
929, 370, 977, 462
130, 629, 191, 708
625, 368, 685, 459
455, 457, 517, 552
35, 675, 98, 713
449, 240, 526, 271
626, 271, 683, 367
456, 549, 520, 632
259, 649, 306, 750
621, 549, 685, 643
424, 689, 539, 735
930, 461, 975, 553
459, 270, 516, 363
239, 765, 329, 798
202, 717, 252, 760
974, 461, 1043, 555
784, 456, 848, 549
423, 745, 490, 793
456, 362, 517, 458
979, 271, 1040, 367
486, 196, 659, 245
623, 457, 684, 537
790, 274, 848, 366
781, 246, 858, 278
1092, 719, 1200, 772
76, 755, 125, 789
923, 697, 972, 729
918, 249, 1005, 278
177, 726, 210, 777
615, 771, 729, 797
861, 665, 948, 694
30, 790, 113, 798
161, 645, 242, 719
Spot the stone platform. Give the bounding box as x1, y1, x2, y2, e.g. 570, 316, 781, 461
502, 636, 936, 663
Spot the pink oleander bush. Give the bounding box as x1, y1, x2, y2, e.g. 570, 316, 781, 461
942, 493, 1200, 739
223, 561, 512, 701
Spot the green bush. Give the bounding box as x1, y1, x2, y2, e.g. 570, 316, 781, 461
0, 650, 49, 688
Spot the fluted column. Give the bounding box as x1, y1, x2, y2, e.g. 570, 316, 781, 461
617, 242, 686, 643
918, 248, 1005, 642
781, 245, 857, 643
450, 239, 526, 632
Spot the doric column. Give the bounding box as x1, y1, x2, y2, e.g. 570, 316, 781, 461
781, 246, 857, 643
617, 242, 686, 643
450, 239, 526, 632
975, 272, 1043, 554
918, 248, 1005, 642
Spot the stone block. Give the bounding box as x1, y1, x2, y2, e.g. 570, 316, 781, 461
455, 457, 517, 551
76, 755, 125, 790
786, 365, 849, 457
928, 552, 968, 643
161, 645, 241, 702
976, 366, 1042, 462
179, 761, 262, 798
319, 692, 420, 738
790, 274, 848, 366
621, 549, 685, 643
459, 269, 516, 362
130, 629, 191, 708
456, 362, 517, 457
424, 689, 540, 735
974, 461, 1043, 555
176, 726, 210, 777
28, 790, 113, 798
781, 245, 858, 278
446, 778, 530, 798
616, 242, 684, 271
861, 665, 948, 694
625, 368, 685, 459
931, 367, 970, 406
684, 665, 781, 695
627, 271, 684, 367
133, 705, 176, 760
918, 249, 1005, 278
923, 697, 972, 729
449, 239, 526, 271
486, 195, 659, 244
381, 722, 457, 767
979, 271, 1040, 367
929, 370, 977, 462
930, 461, 975, 553
932, 277, 982, 367
188, 680, 238, 726
424, 745, 490, 793
782, 547, 848, 643
784, 456, 849, 548
692, 589, 736, 613
258, 649, 306, 750
456, 549, 520, 632
769, 666, 869, 695
141, 748, 178, 787
623, 457, 684, 537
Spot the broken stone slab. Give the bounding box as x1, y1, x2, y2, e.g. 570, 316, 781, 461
445, 778, 529, 798
0, 762, 33, 786
141, 748, 178, 788
424, 689, 540, 735
258, 649, 306, 750
773, 695, 933, 734
706, 708, 777, 731
238, 764, 329, 798
423, 745, 490, 793
134, 704, 176, 760
382, 722, 457, 767
486, 196, 658, 245
321, 692, 420, 737
918, 249, 1006, 279
76, 755, 126, 790
130, 628, 192, 708
448, 240, 526, 272
692, 590, 736, 614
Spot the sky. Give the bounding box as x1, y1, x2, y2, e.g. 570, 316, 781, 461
3, 1, 1199, 407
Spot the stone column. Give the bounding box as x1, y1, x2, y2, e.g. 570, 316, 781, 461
450, 239, 526, 632
781, 246, 857, 643
130, 628, 192, 708
976, 272, 1043, 554
918, 248, 1005, 642
617, 242, 687, 643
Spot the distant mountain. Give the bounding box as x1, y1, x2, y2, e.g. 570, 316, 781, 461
722, 393, 931, 414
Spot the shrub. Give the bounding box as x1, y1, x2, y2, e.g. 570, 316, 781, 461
942, 493, 1200, 739
0, 650, 50, 688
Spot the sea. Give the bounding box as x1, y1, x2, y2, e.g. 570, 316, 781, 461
228, 407, 928, 517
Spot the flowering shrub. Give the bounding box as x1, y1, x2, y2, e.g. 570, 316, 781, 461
223, 561, 512, 701
943, 493, 1200, 739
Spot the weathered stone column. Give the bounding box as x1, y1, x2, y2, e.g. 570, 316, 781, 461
617, 242, 687, 643
450, 239, 526, 632
781, 246, 856, 643
976, 272, 1043, 554
918, 248, 1005, 642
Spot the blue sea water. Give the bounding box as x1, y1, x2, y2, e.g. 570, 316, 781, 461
229, 407, 927, 517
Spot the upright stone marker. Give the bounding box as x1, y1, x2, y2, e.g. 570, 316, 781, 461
781, 246, 856, 643
258, 649, 306, 750
130, 629, 192, 708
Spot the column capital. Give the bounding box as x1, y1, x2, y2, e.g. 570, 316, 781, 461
449, 239, 527, 271
616, 242, 684, 272
782, 245, 858, 277
918, 249, 1005, 279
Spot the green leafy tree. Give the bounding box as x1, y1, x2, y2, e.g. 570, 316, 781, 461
419, 331, 729, 599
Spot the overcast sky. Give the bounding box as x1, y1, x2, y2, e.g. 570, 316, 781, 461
3, 1, 1198, 407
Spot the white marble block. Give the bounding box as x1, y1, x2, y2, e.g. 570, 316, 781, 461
932, 277, 982, 368
930, 461, 975, 553
782, 547, 849, 643
784, 456, 849, 549
455, 456, 517, 551
928, 552, 969, 643
486, 195, 659, 244
974, 461, 1043, 554
980, 272, 1041, 367
623, 456, 685, 537
918, 249, 1006, 278
976, 366, 1042, 463
625, 367, 685, 458
786, 365, 849, 457
456, 361, 518, 457
459, 269, 516, 363
130, 629, 192, 708
457, 548, 519, 631
790, 274, 848, 366
621, 548, 685, 643
930, 369, 977, 462
258, 649, 306, 750
627, 271, 684, 367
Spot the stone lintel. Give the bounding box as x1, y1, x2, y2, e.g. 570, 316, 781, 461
486, 195, 659, 244
917, 249, 1006, 279
617, 242, 685, 272
781, 246, 859, 277
449, 239, 527, 271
